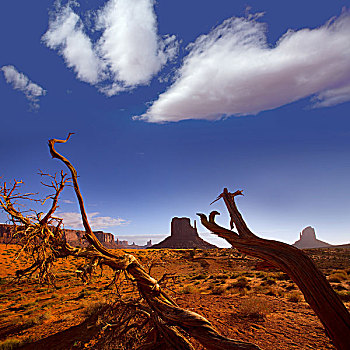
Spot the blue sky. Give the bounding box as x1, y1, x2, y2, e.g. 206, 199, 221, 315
1, 0, 350, 247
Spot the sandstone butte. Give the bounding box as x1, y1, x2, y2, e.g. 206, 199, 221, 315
150, 217, 217, 249
1, 222, 340, 250
292, 226, 332, 249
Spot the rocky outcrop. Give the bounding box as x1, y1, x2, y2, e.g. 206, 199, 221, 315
150, 217, 216, 249
0, 224, 17, 243
0, 224, 151, 249
0, 224, 115, 248
62, 229, 87, 247
293, 226, 332, 249
93, 231, 114, 243
93, 231, 119, 248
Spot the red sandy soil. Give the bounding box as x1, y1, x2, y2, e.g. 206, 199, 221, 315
0, 244, 349, 349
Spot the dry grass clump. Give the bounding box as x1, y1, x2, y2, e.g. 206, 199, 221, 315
235, 297, 271, 321
211, 285, 226, 295
191, 273, 207, 280
20, 313, 50, 330
83, 301, 107, 318
328, 270, 348, 283
336, 290, 350, 302
0, 338, 22, 350
276, 273, 291, 281
230, 277, 249, 289
180, 284, 198, 294
287, 291, 302, 303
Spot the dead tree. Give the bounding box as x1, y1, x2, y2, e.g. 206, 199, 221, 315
197, 188, 350, 350
0, 135, 261, 350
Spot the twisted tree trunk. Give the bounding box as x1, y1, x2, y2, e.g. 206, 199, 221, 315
48, 136, 261, 350
198, 188, 350, 350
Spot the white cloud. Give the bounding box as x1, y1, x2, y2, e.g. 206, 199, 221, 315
137, 10, 350, 122
62, 199, 74, 204
312, 82, 350, 108
42, 0, 178, 95
96, 0, 177, 88
58, 211, 129, 230
42, 2, 103, 84
1, 65, 47, 109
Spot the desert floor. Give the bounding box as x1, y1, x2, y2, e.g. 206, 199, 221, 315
0, 244, 349, 349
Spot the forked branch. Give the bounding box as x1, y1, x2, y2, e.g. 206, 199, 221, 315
48, 135, 261, 350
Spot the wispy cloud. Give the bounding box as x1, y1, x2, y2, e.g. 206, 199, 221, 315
62, 199, 74, 204
42, 0, 178, 95
42, 2, 103, 84
58, 211, 129, 230
1, 65, 47, 109
137, 10, 350, 122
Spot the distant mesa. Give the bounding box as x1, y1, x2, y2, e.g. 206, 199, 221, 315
150, 217, 217, 249
0, 224, 152, 249
292, 226, 332, 249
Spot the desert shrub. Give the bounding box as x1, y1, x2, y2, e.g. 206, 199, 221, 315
192, 273, 206, 280
207, 282, 215, 290
24, 309, 36, 316
276, 273, 291, 281
253, 284, 267, 294
288, 292, 301, 303
277, 289, 285, 297
285, 284, 297, 291
265, 288, 277, 297
83, 301, 107, 318
0, 338, 21, 350
333, 284, 347, 291
231, 277, 249, 289
181, 285, 197, 294
236, 297, 271, 321
239, 287, 248, 296
40, 311, 52, 321
230, 272, 241, 279
260, 278, 276, 287
255, 272, 266, 279
200, 260, 210, 268
21, 316, 42, 329
329, 272, 347, 283
336, 291, 350, 302
77, 290, 93, 299
211, 285, 225, 295
39, 301, 55, 309
0, 312, 12, 319
242, 272, 255, 278
188, 250, 196, 259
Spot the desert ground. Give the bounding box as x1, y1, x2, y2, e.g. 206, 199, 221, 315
0, 244, 349, 350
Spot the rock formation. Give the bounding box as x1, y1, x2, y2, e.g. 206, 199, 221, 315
293, 226, 332, 249
93, 231, 119, 248
0, 224, 16, 243
150, 217, 216, 249
0, 223, 152, 249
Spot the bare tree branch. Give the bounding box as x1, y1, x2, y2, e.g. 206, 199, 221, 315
198, 188, 350, 350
